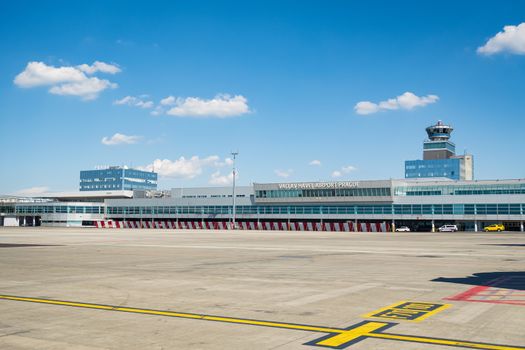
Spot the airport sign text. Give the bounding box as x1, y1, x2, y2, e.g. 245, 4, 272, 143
278, 182, 359, 190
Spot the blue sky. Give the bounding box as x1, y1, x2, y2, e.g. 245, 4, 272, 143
1, 1, 524, 195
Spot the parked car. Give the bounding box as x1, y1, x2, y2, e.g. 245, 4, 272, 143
483, 224, 505, 232
395, 226, 411, 232
438, 224, 458, 232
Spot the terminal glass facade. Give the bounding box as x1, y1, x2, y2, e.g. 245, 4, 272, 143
2, 202, 524, 218
395, 183, 525, 196
423, 142, 456, 152
15, 205, 104, 214
405, 159, 461, 180
256, 187, 391, 199
80, 167, 157, 191
103, 203, 524, 216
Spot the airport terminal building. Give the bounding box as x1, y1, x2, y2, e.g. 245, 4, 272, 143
1, 121, 524, 232
1, 178, 525, 232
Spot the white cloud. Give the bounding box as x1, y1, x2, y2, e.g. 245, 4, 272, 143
160, 95, 176, 106
331, 165, 357, 178
209, 170, 237, 185
341, 165, 357, 173
101, 133, 142, 145
114, 95, 154, 109
397, 92, 438, 109
354, 92, 439, 115
139, 101, 154, 108
166, 94, 250, 118
275, 169, 293, 178
478, 23, 525, 55
15, 186, 50, 196
14, 62, 85, 87
77, 61, 121, 74
213, 157, 234, 167
141, 156, 230, 179
150, 106, 164, 116
50, 78, 117, 100
354, 101, 380, 115
309, 160, 321, 166
13, 61, 119, 100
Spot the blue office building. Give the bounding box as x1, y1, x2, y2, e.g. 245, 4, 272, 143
405, 159, 461, 180
80, 166, 157, 191
405, 121, 473, 180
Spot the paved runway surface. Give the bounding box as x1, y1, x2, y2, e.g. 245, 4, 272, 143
0, 227, 524, 349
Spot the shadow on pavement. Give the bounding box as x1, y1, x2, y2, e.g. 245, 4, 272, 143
480, 244, 525, 247
432, 271, 525, 290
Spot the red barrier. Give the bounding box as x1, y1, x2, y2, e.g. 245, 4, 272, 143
94, 220, 390, 232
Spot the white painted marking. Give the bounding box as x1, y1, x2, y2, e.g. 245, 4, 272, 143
71, 243, 518, 258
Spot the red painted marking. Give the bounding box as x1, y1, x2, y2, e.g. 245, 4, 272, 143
445, 277, 525, 306
451, 299, 525, 306
445, 285, 490, 301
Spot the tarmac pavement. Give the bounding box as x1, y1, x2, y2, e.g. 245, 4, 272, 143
0, 227, 524, 349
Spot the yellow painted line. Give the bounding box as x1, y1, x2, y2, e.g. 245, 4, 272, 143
370, 333, 525, 350
362, 300, 450, 322
0, 295, 115, 310
1, 294, 524, 350
202, 315, 339, 333
114, 307, 203, 319
0, 294, 342, 334
315, 322, 388, 347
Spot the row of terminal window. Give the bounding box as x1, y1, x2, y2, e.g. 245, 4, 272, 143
256, 188, 391, 198
103, 204, 524, 216
14, 206, 104, 214
5, 204, 524, 216
397, 188, 525, 196
80, 178, 119, 182
181, 194, 247, 198
82, 185, 120, 189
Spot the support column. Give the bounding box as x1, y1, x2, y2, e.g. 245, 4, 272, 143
287, 206, 291, 230
474, 220, 478, 232
355, 218, 358, 232
521, 221, 524, 232
391, 219, 395, 233
431, 219, 435, 233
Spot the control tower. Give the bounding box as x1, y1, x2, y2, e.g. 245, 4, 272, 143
405, 121, 474, 181
423, 120, 456, 160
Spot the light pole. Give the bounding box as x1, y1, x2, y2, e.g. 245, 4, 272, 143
231, 151, 238, 229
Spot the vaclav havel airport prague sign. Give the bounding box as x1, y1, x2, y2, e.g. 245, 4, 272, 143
278, 182, 360, 190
